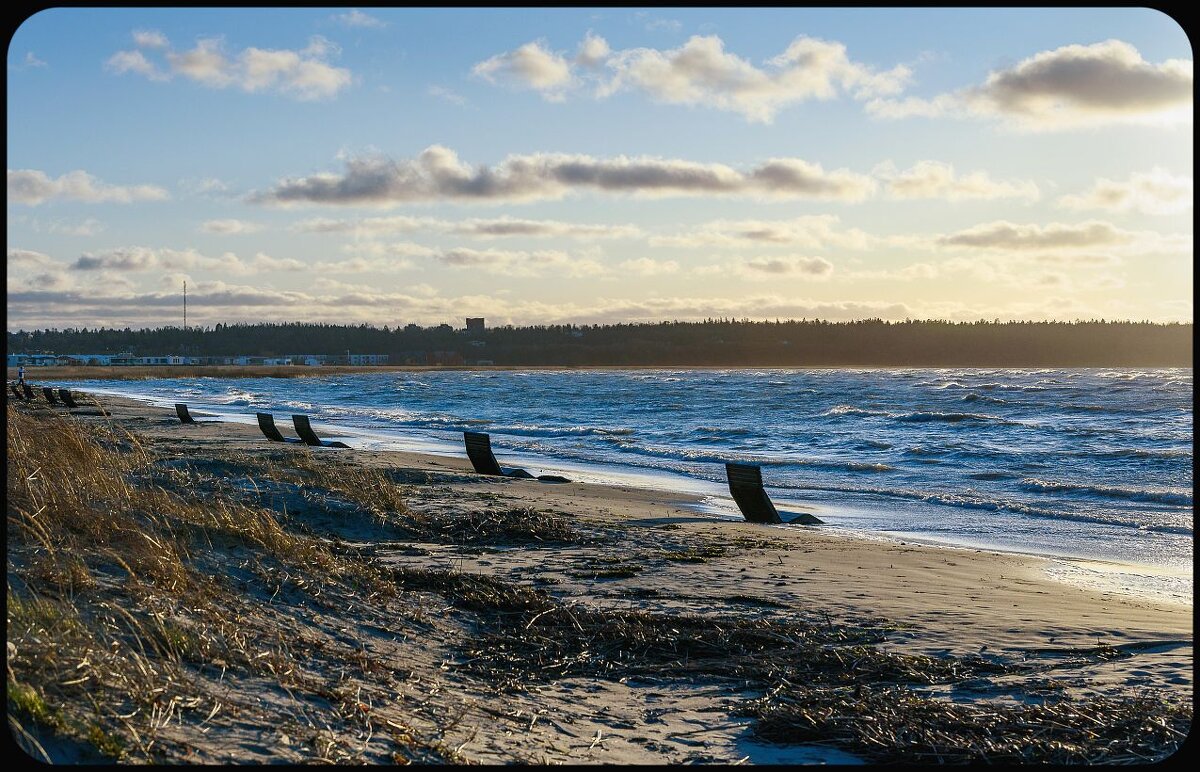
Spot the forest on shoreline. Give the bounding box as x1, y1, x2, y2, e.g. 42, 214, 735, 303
7, 319, 1192, 367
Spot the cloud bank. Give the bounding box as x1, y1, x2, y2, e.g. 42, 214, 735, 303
253, 145, 877, 206
876, 160, 1039, 201
1057, 169, 1193, 214
868, 39, 1192, 130
474, 33, 911, 122
8, 169, 169, 205
106, 30, 353, 100
294, 214, 642, 239
200, 218, 264, 234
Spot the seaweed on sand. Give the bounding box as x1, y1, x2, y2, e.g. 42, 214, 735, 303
738, 683, 1190, 765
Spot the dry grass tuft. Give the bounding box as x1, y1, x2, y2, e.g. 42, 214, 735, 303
5, 405, 457, 763
422, 506, 582, 545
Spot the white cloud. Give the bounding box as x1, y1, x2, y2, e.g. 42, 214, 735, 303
430, 246, 606, 277
476, 33, 910, 122
8, 169, 170, 205
643, 18, 683, 33
576, 32, 611, 68
936, 220, 1134, 251
313, 255, 416, 273
875, 160, 1039, 201
617, 258, 680, 276
606, 35, 910, 122
10, 216, 106, 236
105, 49, 170, 80
323, 241, 605, 277
294, 214, 642, 239
132, 29, 170, 49
180, 177, 230, 196
427, 85, 467, 105
1057, 169, 1193, 215
7, 248, 55, 268
735, 255, 834, 279
928, 219, 1191, 264
840, 262, 941, 282
23, 52, 48, 68
200, 218, 264, 234
58, 217, 106, 236
67, 246, 302, 275
254, 145, 877, 206
246, 252, 306, 272
108, 34, 353, 100
332, 9, 387, 29
472, 40, 574, 100
452, 217, 642, 239
651, 214, 872, 249
868, 39, 1192, 130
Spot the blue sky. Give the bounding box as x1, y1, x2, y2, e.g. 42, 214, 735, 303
7, 7, 1193, 330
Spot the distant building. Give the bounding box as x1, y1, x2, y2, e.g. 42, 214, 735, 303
7, 353, 68, 367
134, 355, 189, 365
347, 353, 389, 366
465, 317, 485, 336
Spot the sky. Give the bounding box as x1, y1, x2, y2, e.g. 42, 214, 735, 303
6, 7, 1194, 331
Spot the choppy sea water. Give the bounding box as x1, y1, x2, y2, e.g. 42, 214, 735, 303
57, 368, 1193, 605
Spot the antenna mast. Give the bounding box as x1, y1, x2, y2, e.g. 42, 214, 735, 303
183, 280, 187, 330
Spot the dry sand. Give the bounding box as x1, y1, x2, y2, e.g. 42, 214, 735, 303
11, 389, 1193, 764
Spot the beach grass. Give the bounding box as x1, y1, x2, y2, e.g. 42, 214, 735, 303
5, 405, 464, 763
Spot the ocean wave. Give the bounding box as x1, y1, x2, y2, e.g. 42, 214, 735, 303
978, 383, 1049, 392
694, 426, 752, 437
824, 404, 1019, 426
1020, 478, 1192, 506
214, 390, 259, 406
582, 440, 891, 474
1138, 523, 1195, 536
1082, 447, 1192, 461
487, 423, 637, 439
895, 411, 1008, 424
823, 404, 887, 418
961, 393, 1010, 405
799, 482, 1190, 534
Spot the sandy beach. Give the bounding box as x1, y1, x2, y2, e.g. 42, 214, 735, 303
7, 389, 1192, 764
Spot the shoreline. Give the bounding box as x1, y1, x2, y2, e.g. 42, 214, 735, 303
7, 387, 1192, 763
9, 362, 1193, 382
44, 389, 1200, 615
30, 382, 1194, 608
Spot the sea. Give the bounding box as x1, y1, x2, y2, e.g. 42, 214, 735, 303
54, 367, 1193, 606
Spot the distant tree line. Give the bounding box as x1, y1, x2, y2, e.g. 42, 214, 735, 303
5, 319, 1193, 367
